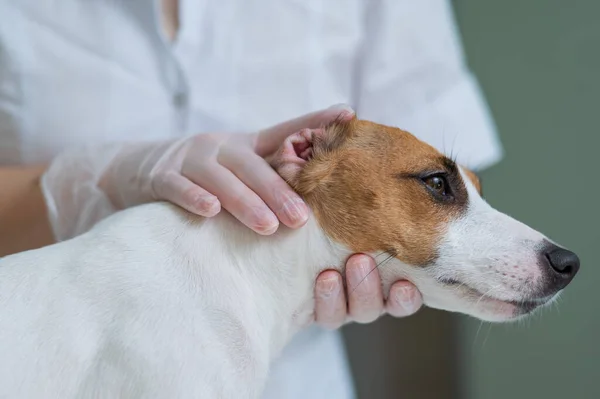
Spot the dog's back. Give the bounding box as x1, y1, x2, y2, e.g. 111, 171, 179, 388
0, 203, 294, 398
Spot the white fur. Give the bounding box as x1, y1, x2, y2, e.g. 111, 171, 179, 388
0, 203, 354, 398
0, 169, 561, 398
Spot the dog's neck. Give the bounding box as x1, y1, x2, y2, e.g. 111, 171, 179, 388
175, 208, 352, 359
251, 215, 352, 355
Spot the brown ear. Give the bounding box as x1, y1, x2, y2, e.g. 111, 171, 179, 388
461, 167, 483, 195
294, 116, 357, 194
311, 115, 357, 158
267, 116, 357, 195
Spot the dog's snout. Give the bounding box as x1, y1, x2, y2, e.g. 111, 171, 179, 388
541, 245, 580, 291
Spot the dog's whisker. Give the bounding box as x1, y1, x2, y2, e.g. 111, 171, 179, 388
472, 320, 485, 349
349, 250, 398, 294
373, 251, 389, 259
473, 285, 503, 309
481, 323, 493, 349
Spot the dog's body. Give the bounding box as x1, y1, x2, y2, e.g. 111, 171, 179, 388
0, 203, 343, 398
0, 119, 580, 398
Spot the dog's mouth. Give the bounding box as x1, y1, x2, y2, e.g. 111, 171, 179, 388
439, 278, 553, 319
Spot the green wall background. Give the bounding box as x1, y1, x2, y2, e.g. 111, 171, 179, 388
454, 1, 599, 398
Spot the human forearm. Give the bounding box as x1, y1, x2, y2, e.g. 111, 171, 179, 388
0, 165, 54, 256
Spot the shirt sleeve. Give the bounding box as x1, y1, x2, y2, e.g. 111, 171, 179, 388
353, 0, 503, 171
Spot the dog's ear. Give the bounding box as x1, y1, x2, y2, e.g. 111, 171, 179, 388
310, 115, 357, 158
461, 166, 483, 196
267, 117, 357, 195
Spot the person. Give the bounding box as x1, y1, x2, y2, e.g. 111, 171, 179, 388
0, 0, 503, 398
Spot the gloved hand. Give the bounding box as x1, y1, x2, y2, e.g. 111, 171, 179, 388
42, 105, 350, 239
41, 104, 422, 326
97, 106, 358, 235
315, 256, 423, 328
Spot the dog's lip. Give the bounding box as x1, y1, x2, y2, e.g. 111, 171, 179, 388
439, 278, 551, 314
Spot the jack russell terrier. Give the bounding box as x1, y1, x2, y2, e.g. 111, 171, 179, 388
0, 117, 580, 398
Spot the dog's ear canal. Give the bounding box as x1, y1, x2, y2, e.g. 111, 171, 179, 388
268, 116, 357, 195
295, 117, 357, 195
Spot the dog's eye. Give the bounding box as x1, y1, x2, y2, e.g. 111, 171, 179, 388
423, 175, 449, 197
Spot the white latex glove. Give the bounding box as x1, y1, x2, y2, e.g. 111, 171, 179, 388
42, 104, 355, 241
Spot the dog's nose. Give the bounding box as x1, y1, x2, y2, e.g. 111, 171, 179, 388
542, 245, 580, 290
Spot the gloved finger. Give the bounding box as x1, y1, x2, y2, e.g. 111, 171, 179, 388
219, 149, 308, 229
386, 281, 423, 318
186, 163, 280, 235
153, 171, 221, 217
346, 254, 384, 324
254, 104, 355, 157
314, 270, 347, 330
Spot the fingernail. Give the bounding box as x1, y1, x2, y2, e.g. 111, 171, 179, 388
282, 198, 309, 226
197, 196, 220, 215
254, 208, 279, 235
327, 103, 355, 114
317, 276, 340, 299
395, 286, 416, 312
348, 257, 374, 294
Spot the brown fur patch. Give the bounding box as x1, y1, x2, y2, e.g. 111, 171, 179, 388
288, 118, 471, 266
462, 168, 482, 195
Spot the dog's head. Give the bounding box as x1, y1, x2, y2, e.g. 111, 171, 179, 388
270, 116, 580, 322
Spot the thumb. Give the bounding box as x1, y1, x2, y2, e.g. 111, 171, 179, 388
255, 104, 355, 157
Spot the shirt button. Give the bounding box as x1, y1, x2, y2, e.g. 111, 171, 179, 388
173, 91, 188, 108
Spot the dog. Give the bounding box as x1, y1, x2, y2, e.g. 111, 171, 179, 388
0, 117, 580, 398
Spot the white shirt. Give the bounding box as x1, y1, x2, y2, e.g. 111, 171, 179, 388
0, 0, 503, 398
